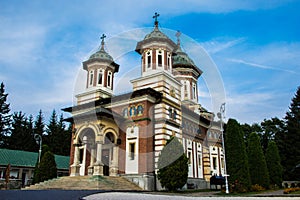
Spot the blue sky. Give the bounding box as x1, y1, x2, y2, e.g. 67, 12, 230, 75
0, 0, 299, 124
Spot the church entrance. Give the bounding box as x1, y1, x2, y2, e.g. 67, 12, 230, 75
102, 132, 115, 176
102, 149, 110, 176
78, 128, 95, 176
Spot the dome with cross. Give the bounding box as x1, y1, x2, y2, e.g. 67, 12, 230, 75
172, 31, 202, 75
88, 34, 114, 62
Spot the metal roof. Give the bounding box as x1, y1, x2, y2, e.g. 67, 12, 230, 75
0, 148, 69, 170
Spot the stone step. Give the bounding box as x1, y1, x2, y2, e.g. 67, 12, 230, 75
22, 176, 142, 191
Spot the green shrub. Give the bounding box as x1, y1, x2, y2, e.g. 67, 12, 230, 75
157, 137, 188, 191
39, 151, 57, 182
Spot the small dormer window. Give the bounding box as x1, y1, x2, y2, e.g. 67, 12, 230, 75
89, 70, 94, 86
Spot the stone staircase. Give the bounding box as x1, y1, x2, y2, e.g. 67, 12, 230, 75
22, 176, 142, 190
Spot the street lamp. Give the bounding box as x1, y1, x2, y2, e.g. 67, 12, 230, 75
218, 103, 229, 194
34, 134, 42, 163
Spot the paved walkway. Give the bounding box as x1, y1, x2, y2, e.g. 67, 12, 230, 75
83, 192, 299, 200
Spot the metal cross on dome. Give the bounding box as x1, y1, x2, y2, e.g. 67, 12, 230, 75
100, 33, 106, 49
175, 30, 181, 46
100, 33, 106, 43
153, 12, 160, 26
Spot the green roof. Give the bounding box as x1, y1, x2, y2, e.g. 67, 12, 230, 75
0, 149, 69, 170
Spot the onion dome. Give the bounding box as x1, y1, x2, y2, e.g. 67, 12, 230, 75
172, 31, 202, 76
83, 34, 119, 71
135, 13, 177, 54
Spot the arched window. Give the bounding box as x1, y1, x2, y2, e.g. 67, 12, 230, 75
97, 69, 103, 85
146, 50, 152, 68
168, 108, 173, 119
123, 108, 128, 118
89, 70, 94, 86
137, 105, 144, 115
129, 106, 136, 117
167, 52, 171, 70
107, 71, 112, 88
104, 132, 115, 144
173, 110, 177, 120
157, 49, 163, 67
192, 82, 197, 100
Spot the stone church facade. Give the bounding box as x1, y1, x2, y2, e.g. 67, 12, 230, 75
63, 15, 224, 190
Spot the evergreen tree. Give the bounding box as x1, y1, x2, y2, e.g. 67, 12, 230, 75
7, 112, 38, 151
241, 123, 263, 148
8, 112, 27, 150
157, 137, 188, 191
26, 114, 38, 152
265, 141, 283, 188
225, 118, 251, 192
60, 114, 72, 156
0, 82, 11, 147
278, 86, 300, 180
34, 109, 45, 140
260, 117, 284, 154
46, 110, 70, 155
39, 151, 57, 182
45, 109, 58, 152
32, 161, 41, 184
248, 132, 270, 189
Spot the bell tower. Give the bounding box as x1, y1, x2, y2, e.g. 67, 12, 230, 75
172, 31, 203, 111
131, 13, 183, 172
76, 34, 119, 105
134, 13, 177, 78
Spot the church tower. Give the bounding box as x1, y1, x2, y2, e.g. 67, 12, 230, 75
172, 31, 203, 113
131, 13, 183, 172
76, 34, 119, 105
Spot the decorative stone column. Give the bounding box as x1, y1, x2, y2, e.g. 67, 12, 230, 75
93, 142, 104, 176
88, 144, 96, 175
109, 145, 119, 176
70, 145, 81, 176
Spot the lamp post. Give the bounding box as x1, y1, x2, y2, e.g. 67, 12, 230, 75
34, 134, 42, 163
218, 103, 229, 194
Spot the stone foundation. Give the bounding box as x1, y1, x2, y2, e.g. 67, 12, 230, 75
122, 174, 155, 191
122, 174, 209, 191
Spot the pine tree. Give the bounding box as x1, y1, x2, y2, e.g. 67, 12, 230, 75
157, 136, 188, 191
265, 141, 283, 188
278, 86, 300, 180
46, 111, 70, 155
59, 114, 71, 156
225, 118, 251, 192
8, 112, 27, 150
26, 114, 38, 152
248, 132, 270, 189
34, 109, 45, 141
46, 110, 58, 152
0, 82, 11, 147
39, 150, 57, 182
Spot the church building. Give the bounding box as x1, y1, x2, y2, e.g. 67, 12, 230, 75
63, 14, 224, 190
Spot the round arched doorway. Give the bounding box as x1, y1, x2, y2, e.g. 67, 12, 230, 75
102, 132, 116, 176
78, 128, 96, 176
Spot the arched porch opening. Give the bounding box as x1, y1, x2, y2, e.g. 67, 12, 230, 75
102, 132, 118, 176
77, 128, 96, 176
